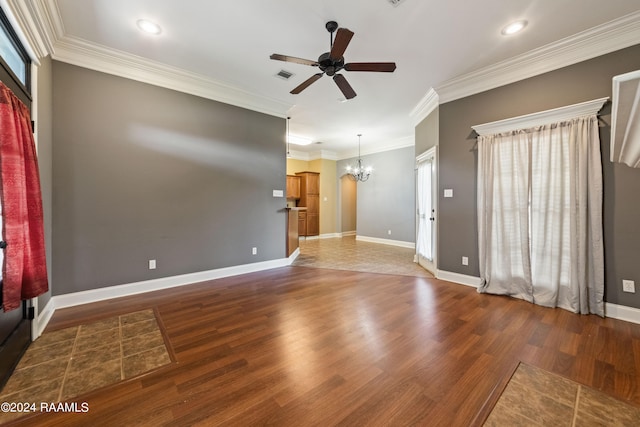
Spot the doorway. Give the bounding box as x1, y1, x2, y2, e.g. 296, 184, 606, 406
416, 147, 437, 274
340, 175, 357, 235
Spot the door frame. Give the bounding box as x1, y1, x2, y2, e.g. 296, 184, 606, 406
416, 146, 438, 274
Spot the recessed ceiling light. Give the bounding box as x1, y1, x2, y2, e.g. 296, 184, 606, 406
137, 19, 162, 35
501, 20, 528, 36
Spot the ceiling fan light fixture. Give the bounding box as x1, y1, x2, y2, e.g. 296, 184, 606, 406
137, 19, 162, 35
501, 20, 528, 36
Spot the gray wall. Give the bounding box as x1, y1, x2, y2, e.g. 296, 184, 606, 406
436, 44, 640, 309
36, 56, 53, 310
52, 62, 286, 295
415, 106, 438, 155
338, 146, 415, 243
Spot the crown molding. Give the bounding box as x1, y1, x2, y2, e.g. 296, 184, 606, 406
286, 149, 309, 161
52, 35, 291, 118
472, 97, 608, 136
308, 150, 338, 161
9, 0, 291, 118
409, 88, 439, 126
1, 0, 52, 61
337, 135, 415, 160
287, 149, 338, 161
435, 10, 640, 104
5, 0, 63, 59
288, 137, 414, 161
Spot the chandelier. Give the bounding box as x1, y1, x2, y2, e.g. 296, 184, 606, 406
346, 134, 372, 182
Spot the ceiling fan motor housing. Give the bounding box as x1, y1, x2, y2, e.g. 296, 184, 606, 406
318, 52, 344, 76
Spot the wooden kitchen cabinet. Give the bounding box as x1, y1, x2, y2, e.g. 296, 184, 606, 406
286, 207, 303, 257
306, 211, 319, 236
298, 210, 307, 237
295, 172, 320, 237
286, 175, 300, 199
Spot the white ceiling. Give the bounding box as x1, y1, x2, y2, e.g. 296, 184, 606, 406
8, 0, 640, 157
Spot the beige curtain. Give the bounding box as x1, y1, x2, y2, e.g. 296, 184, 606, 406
477, 115, 604, 316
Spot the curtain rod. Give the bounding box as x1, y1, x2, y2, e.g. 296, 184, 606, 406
472, 97, 609, 136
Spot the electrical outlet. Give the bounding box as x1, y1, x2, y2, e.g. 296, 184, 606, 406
462, 256, 469, 266
252, 247, 257, 255
622, 280, 635, 293
149, 259, 156, 270
388, 230, 392, 235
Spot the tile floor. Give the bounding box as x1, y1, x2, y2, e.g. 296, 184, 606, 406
484, 363, 640, 426
294, 235, 434, 278
0, 309, 172, 423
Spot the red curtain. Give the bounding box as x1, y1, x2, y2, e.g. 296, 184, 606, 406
0, 82, 48, 311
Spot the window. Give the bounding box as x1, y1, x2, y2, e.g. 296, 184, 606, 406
474, 98, 607, 315
0, 6, 30, 93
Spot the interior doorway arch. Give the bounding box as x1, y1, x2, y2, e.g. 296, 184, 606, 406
340, 175, 357, 235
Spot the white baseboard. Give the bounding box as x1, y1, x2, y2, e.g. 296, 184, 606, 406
356, 235, 415, 249
288, 247, 300, 261
605, 302, 640, 325
434, 273, 640, 325
54, 257, 292, 310
319, 233, 342, 239
34, 256, 293, 334
341, 231, 356, 237
301, 233, 345, 240
35, 299, 55, 338
436, 270, 482, 288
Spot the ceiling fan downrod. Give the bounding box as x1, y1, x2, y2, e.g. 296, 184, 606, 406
326, 21, 339, 49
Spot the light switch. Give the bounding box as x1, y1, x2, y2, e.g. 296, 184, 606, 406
444, 189, 453, 198
273, 190, 284, 197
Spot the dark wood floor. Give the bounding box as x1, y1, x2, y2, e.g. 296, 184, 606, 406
11, 266, 640, 426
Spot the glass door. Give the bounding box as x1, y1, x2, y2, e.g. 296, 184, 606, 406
416, 148, 437, 274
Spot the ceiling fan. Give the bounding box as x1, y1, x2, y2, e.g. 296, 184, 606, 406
270, 21, 396, 100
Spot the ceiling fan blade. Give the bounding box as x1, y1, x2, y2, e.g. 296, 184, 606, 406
330, 28, 354, 60
270, 54, 319, 67
333, 74, 356, 99
344, 62, 397, 72
290, 73, 324, 94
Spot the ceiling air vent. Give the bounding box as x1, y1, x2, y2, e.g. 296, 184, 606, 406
275, 69, 294, 80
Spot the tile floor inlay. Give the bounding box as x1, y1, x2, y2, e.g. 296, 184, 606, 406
294, 235, 434, 277
484, 362, 640, 426
0, 309, 172, 423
